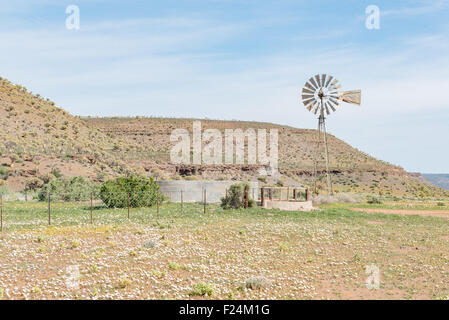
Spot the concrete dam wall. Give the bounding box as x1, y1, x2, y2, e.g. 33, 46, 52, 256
157, 180, 259, 203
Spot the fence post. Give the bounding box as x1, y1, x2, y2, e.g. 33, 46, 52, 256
1, 194, 3, 232
293, 189, 297, 201
90, 192, 93, 224
305, 188, 309, 201
269, 188, 272, 200
127, 192, 130, 220
180, 190, 183, 214
25, 190, 27, 202
48, 192, 51, 225
244, 185, 249, 209
261, 187, 265, 208
287, 187, 289, 201
203, 189, 207, 214
157, 193, 160, 218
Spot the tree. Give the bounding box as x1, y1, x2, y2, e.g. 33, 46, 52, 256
100, 175, 161, 208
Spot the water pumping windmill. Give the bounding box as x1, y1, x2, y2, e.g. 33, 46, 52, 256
301, 74, 361, 194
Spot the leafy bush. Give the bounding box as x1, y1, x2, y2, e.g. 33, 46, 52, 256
366, 196, 382, 204
189, 282, 214, 297
25, 178, 43, 191
100, 175, 161, 208
0, 167, 9, 180
437, 202, 445, 207
51, 168, 63, 178
220, 182, 254, 209
38, 176, 97, 202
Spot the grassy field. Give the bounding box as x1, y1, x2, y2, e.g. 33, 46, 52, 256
0, 201, 448, 300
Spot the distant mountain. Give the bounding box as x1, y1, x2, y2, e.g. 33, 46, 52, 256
422, 174, 449, 190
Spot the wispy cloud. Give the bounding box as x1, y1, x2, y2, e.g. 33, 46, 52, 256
1, 1, 448, 172
381, 0, 449, 17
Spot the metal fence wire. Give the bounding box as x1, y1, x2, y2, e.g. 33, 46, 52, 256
0, 186, 308, 231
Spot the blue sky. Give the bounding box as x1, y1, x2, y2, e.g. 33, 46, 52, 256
1, 0, 448, 173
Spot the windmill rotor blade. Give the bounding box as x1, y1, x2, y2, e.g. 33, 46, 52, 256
321, 74, 326, 88
309, 77, 318, 89
327, 101, 336, 112
302, 98, 315, 105
324, 75, 333, 88
329, 97, 340, 106
305, 101, 315, 111
301, 75, 360, 115
340, 90, 361, 105
329, 84, 342, 91
302, 87, 315, 95
305, 82, 316, 91
315, 75, 321, 87
302, 94, 315, 100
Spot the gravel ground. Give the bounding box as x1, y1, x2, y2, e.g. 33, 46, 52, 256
0, 203, 448, 300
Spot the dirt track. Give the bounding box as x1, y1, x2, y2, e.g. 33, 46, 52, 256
349, 208, 449, 218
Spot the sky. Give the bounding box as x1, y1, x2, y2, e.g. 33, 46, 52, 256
0, 0, 448, 173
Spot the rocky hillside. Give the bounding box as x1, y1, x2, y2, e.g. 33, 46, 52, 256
0, 77, 142, 190
84, 117, 449, 198
0, 76, 447, 198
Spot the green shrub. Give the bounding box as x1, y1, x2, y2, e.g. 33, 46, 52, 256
189, 282, 214, 297
437, 202, 445, 207
51, 168, 63, 178
100, 175, 161, 208
38, 176, 97, 202
0, 167, 9, 180
366, 196, 382, 204
245, 276, 271, 290
25, 178, 43, 191
220, 182, 254, 209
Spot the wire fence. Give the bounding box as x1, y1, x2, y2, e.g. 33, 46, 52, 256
0, 187, 309, 232
0, 190, 210, 232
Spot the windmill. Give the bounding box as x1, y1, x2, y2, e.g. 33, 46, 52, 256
301, 74, 361, 195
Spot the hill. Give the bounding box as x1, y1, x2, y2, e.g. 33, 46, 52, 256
0, 77, 142, 190
422, 174, 449, 190
1, 76, 447, 198
84, 117, 449, 198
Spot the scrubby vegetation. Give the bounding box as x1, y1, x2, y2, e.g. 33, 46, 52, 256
220, 182, 254, 209
38, 176, 97, 202
99, 175, 161, 208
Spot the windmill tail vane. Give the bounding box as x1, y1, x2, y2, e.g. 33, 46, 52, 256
301, 74, 362, 195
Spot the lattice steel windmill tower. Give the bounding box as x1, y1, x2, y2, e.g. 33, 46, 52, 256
301, 74, 361, 195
